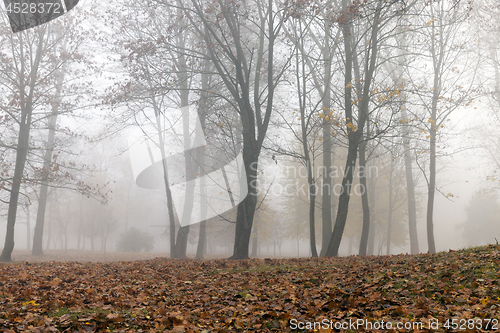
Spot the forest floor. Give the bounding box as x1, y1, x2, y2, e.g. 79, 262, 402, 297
1, 245, 500, 332
10, 249, 172, 263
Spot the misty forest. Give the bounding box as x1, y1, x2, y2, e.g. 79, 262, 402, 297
1, 0, 500, 331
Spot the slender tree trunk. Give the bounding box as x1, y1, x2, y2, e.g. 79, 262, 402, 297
325, 141, 359, 256
325, 0, 381, 257
402, 108, 419, 254
324, 2, 357, 256
427, 104, 437, 254
192, 145, 206, 258
320, 118, 332, 257
308, 182, 318, 257
150, 95, 177, 257
358, 138, 370, 256
386, 159, 394, 255
251, 225, 258, 257
164, 164, 177, 257
426, 2, 446, 255
172, 13, 193, 258
0, 30, 45, 262
295, 36, 318, 258
195, 221, 206, 259
367, 174, 376, 255
296, 229, 300, 257
189, 0, 279, 259
77, 196, 83, 250
195, 61, 210, 260
427, 48, 441, 255
26, 204, 31, 251
320, 20, 333, 256
0, 125, 29, 261
230, 154, 258, 259
174, 226, 190, 258
32, 71, 63, 255
45, 200, 52, 250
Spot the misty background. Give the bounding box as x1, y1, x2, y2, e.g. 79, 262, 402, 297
0, 0, 499, 259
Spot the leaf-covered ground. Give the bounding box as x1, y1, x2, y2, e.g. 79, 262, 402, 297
1, 245, 500, 332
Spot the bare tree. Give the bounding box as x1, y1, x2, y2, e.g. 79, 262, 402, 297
325, 0, 384, 256
409, 0, 477, 253
175, 0, 292, 259
0, 24, 55, 261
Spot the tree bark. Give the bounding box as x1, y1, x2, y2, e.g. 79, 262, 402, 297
325, 140, 359, 256
295, 32, 318, 258
194, 60, 211, 260
367, 173, 376, 255
358, 138, 370, 256
324, 0, 381, 257
186, 0, 281, 259
26, 204, 31, 251
195, 221, 206, 259
172, 11, 193, 258
426, 5, 444, 254
386, 156, 394, 255
320, 18, 333, 257
402, 108, 419, 254
0, 119, 30, 261
0, 29, 45, 262
32, 69, 64, 256
427, 103, 437, 254
251, 224, 258, 257
324, 3, 356, 256
230, 153, 258, 259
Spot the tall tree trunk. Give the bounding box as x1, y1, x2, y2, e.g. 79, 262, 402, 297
230, 153, 258, 259
427, 11, 443, 254
173, 13, 193, 258
308, 181, 318, 257
194, 60, 211, 259
45, 200, 52, 250
0, 121, 30, 261
77, 196, 83, 250
251, 224, 258, 257
427, 102, 437, 254
296, 34, 318, 258
26, 203, 31, 251
162, 152, 177, 258
367, 173, 376, 255
386, 158, 394, 255
320, 118, 332, 257
32, 69, 64, 256
189, 0, 279, 259
324, 5, 357, 256
195, 221, 206, 259
148, 89, 178, 257
402, 108, 419, 254
358, 138, 370, 256
325, 141, 359, 256
320, 18, 333, 256
325, 0, 381, 257
0, 29, 45, 262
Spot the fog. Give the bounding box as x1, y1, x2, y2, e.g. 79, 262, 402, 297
1, 0, 500, 262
